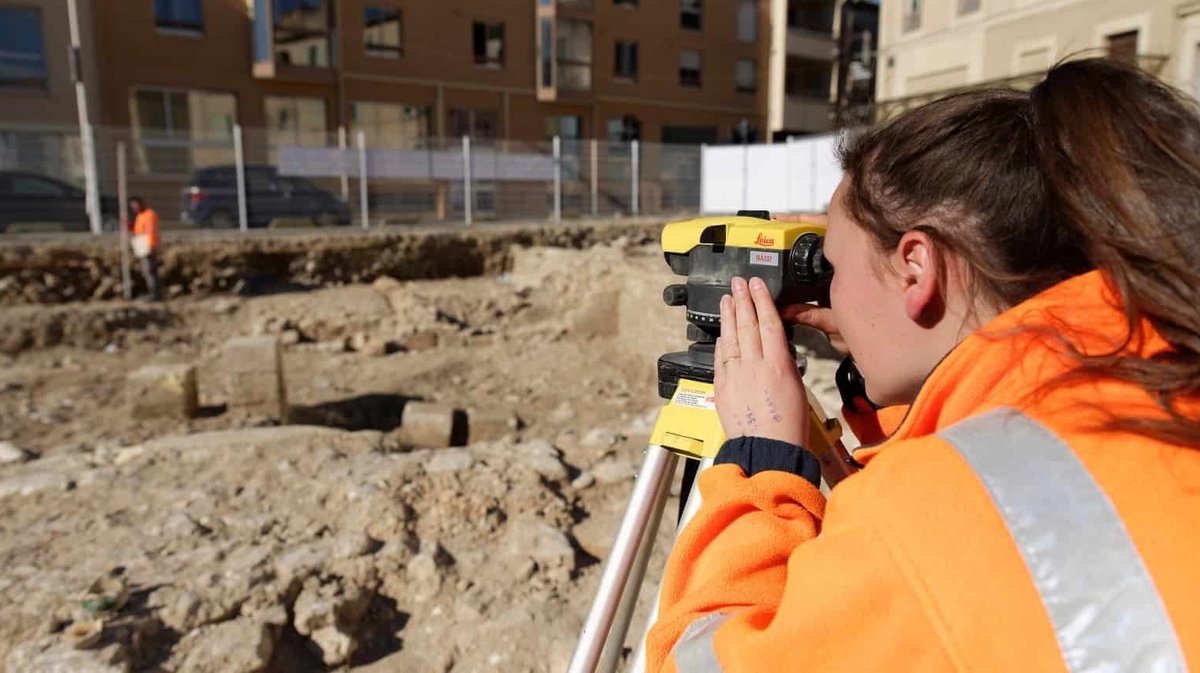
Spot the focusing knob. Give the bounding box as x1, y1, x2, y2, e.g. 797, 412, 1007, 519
663, 284, 689, 307
790, 233, 832, 285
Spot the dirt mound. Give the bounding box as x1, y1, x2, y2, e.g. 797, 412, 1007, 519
0, 237, 846, 672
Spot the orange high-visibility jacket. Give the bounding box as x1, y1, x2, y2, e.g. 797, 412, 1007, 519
648, 271, 1199, 672
132, 208, 161, 252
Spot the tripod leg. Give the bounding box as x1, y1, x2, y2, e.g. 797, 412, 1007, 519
568, 444, 680, 673
626, 456, 714, 673
677, 458, 700, 522
597, 450, 676, 673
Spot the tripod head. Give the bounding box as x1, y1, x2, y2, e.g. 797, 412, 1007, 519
656, 210, 832, 400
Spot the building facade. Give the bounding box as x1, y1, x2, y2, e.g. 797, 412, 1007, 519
85, 0, 770, 148
876, 0, 1200, 119
767, 0, 840, 139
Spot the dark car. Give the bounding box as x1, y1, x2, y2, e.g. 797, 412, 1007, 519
181, 166, 352, 228
0, 171, 119, 233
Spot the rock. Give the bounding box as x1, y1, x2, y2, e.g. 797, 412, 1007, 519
425, 448, 473, 474
573, 505, 624, 559
5, 636, 129, 673
571, 472, 596, 490
521, 440, 568, 481
402, 331, 439, 351
0, 440, 32, 464
279, 329, 301, 346
407, 540, 454, 602
292, 579, 371, 666
275, 540, 333, 586
310, 626, 354, 666
465, 407, 520, 443
590, 456, 636, 485
315, 338, 348, 354
126, 364, 199, 420
223, 336, 287, 420
548, 401, 576, 424
333, 530, 374, 560
504, 517, 577, 577
398, 400, 463, 448
174, 618, 274, 673
210, 299, 239, 315
0, 471, 73, 498
581, 427, 620, 450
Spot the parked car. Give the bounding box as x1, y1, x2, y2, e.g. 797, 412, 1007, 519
181, 166, 352, 228
0, 171, 119, 233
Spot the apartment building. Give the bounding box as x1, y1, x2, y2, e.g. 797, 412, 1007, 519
766, 0, 840, 138
876, 0, 1200, 119
87, 0, 770, 151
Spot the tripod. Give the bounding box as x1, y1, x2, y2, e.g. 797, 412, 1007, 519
567, 337, 858, 673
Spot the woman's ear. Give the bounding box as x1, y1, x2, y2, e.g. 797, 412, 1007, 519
892, 231, 943, 326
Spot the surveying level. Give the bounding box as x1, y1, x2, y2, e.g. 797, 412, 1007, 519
567, 212, 862, 673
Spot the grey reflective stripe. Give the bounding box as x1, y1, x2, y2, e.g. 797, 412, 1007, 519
941, 408, 1187, 673
673, 612, 730, 672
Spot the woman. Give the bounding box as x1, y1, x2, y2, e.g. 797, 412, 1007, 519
647, 58, 1199, 672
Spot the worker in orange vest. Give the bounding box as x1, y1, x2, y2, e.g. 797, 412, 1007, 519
129, 196, 161, 301
647, 58, 1198, 672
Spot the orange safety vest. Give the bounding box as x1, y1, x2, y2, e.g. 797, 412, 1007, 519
648, 270, 1198, 672
132, 208, 161, 252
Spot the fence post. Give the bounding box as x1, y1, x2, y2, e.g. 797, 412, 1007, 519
553, 135, 562, 223
117, 142, 132, 300
357, 130, 369, 229
630, 140, 640, 216
462, 135, 473, 226
233, 124, 248, 232
83, 124, 102, 235
590, 138, 599, 218
338, 125, 350, 203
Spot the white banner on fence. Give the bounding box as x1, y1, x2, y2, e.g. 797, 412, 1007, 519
276, 146, 556, 181
701, 132, 846, 215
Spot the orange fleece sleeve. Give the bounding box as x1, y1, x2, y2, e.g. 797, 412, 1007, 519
646, 461, 953, 672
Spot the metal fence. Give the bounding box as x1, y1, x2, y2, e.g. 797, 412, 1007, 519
0, 123, 703, 234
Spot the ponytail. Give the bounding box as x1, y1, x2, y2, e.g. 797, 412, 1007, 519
1029, 59, 1200, 444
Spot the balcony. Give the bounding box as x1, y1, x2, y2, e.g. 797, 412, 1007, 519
784, 95, 833, 133
787, 28, 835, 61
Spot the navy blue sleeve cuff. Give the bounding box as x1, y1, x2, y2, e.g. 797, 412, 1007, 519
714, 436, 821, 487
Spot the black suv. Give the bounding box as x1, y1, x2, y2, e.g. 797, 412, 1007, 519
181, 165, 352, 228
0, 171, 119, 233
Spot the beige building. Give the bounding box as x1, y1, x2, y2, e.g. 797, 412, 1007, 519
767, 0, 840, 138
875, 0, 1200, 118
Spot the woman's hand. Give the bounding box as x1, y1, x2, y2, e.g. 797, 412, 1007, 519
714, 277, 810, 447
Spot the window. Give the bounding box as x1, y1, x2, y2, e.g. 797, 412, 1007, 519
540, 19, 554, 87
903, 0, 922, 32
10, 175, 69, 197
662, 125, 717, 144
154, 0, 203, 32
545, 115, 582, 140
615, 0, 637, 6
473, 21, 505, 67
957, 0, 980, 15
448, 108, 499, 139
1106, 30, 1138, 64
607, 115, 641, 143
265, 96, 326, 146
681, 0, 702, 31
785, 56, 830, 98
274, 0, 330, 67
557, 20, 592, 91
614, 41, 638, 80
364, 7, 402, 57
350, 101, 430, 148
680, 50, 702, 87
736, 59, 757, 94
0, 7, 47, 89
130, 88, 236, 174
737, 0, 757, 42
731, 119, 758, 144
787, 0, 835, 33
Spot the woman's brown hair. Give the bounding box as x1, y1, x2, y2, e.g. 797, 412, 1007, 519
839, 57, 1200, 445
